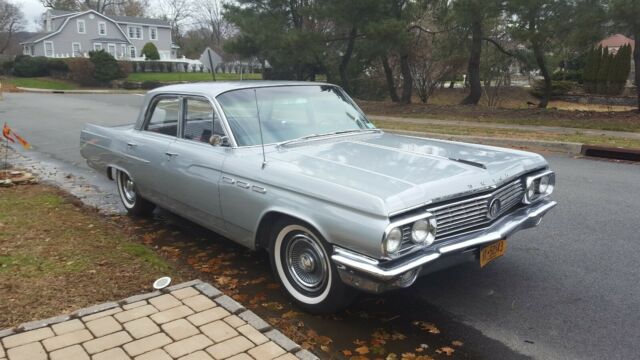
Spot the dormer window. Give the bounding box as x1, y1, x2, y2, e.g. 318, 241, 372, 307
77, 19, 86, 34
98, 22, 107, 36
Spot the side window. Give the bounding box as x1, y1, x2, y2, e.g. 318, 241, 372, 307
145, 97, 180, 137
183, 98, 225, 143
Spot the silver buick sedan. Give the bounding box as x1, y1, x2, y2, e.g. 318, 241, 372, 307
80, 81, 557, 313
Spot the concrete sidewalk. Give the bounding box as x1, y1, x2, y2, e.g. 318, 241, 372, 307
0, 280, 316, 360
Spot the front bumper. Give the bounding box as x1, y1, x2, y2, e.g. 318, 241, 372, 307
331, 199, 557, 292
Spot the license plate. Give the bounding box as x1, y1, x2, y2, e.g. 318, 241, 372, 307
480, 240, 507, 268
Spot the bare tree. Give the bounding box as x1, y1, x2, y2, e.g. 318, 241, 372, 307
105, 0, 148, 17
157, 0, 192, 48
0, 0, 25, 55
192, 0, 231, 48
40, 0, 80, 11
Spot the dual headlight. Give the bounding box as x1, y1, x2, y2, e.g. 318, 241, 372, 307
524, 171, 555, 204
383, 215, 437, 257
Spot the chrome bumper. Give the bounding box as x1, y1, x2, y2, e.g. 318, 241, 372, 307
332, 199, 557, 283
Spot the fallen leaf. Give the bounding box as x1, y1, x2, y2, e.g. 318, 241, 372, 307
401, 353, 416, 360
282, 310, 300, 319
451, 340, 464, 347
386, 353, 398, 360
439, 347, 455, 356
342, 350, 353, 357
413, 321, 440, 334
320, 345, 330, 352
355, 346, 370, 355
353, 339, 367, 346
261, 302, 284, 311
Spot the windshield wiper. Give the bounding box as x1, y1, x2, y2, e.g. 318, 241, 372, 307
278, 129, 380, 147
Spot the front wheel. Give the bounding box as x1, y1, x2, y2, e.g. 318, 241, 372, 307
269, 220, 355, 314
115, 170, 155, 216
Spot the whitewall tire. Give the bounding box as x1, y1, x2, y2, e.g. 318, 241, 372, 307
115, 170, 155, 216
269, 219, 355, 313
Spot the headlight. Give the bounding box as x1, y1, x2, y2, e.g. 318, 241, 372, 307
411, 218, 436, 245
524, 171, 555, 204
526, 182, 537, 201
539, 175, 550, 194
384, 227, 403, 255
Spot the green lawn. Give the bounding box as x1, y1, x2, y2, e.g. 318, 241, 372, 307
4, 77, 77, 90
126, 72, 263, 82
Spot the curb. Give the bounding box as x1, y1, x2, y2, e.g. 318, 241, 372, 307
385, 128, 584, 155
16, 87, 144, 94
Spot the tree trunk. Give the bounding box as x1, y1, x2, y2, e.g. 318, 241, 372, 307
461, 21, 483, 105
635, 31, 640, 112
399, 54, 412, 104
381, 56, 399, 102
339, 27, 357, 94
532, 41, 551, 108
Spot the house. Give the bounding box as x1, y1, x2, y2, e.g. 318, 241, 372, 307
20, 9, 178, 60
598, 34, 635, 83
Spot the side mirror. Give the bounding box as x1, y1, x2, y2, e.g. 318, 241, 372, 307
209, 135, 229, 147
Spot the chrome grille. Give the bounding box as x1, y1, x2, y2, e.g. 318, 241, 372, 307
399, 178, 524, 245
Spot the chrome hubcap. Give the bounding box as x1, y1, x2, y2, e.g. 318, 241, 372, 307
120, 173, 136, 203
285, 233, 327, 293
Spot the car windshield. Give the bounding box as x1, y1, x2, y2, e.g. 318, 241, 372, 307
216, 85, 376, 147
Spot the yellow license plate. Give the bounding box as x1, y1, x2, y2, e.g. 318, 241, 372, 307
480, 240, 507, 268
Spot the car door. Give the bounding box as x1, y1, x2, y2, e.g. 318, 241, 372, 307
162, 96, 228, 231
126, 95, 181, 208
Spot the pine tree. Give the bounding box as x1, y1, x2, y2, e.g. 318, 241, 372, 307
596, 47, 610, 94
583, 47, 597, 93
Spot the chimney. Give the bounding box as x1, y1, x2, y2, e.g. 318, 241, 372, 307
45, 11, 52, 32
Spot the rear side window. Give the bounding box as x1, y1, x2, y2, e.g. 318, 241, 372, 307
145, 97, 180, 137
183, 98, 225, 143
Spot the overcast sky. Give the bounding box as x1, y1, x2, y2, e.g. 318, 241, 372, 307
12, 0, 47, 32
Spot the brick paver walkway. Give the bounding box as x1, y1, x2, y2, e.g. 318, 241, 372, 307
0, 280, 317, 360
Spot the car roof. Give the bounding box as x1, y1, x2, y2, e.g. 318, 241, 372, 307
148, 81, 334, 97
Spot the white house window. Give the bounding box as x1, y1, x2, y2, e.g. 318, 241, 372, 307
77, 19, 86, 34
128, 26, 143, 40
94, 43, 103, 51
129, 46, 136, 58
121, 44, 126, 58
44, 41, 54, 57
98, 22, 107, 36
72, 42, 81, 57
149, 27, 157, 40
23, 45, 31, 55
107, 43, 116, 57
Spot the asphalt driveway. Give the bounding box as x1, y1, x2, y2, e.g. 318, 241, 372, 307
2, 92, 639, 359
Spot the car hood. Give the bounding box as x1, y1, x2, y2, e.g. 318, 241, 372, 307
269, 132, 547, 215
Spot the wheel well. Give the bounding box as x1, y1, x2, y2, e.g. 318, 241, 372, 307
255, 212, 318, 250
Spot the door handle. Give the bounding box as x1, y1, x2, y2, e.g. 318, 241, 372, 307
165, 152, 179, 157
126, 142, 138, 148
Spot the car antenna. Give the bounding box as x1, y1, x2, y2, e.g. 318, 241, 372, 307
253, 89, 267, 169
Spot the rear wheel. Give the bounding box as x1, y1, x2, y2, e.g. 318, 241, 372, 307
115, 170, 155, 216
269, 219, 355, 313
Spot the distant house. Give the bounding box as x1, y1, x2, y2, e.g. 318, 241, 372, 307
20, 9, 179, 60
599, 34, 635, 54
598, 34, 635, 83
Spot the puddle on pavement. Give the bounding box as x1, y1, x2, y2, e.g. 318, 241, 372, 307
124, 208, 528, 360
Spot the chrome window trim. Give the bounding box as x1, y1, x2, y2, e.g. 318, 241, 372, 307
181, 95, 230, 145
141, 94, 182, 138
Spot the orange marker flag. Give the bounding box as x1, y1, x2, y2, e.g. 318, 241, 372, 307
2, 123, 30, 149
2, 123, 14, 143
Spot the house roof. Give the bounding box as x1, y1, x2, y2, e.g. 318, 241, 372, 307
22, 32, 51, 44
599, 34, 635, 51
111, 15, 170, 27
50, 10, 75, 17
21, 10, 132, 46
